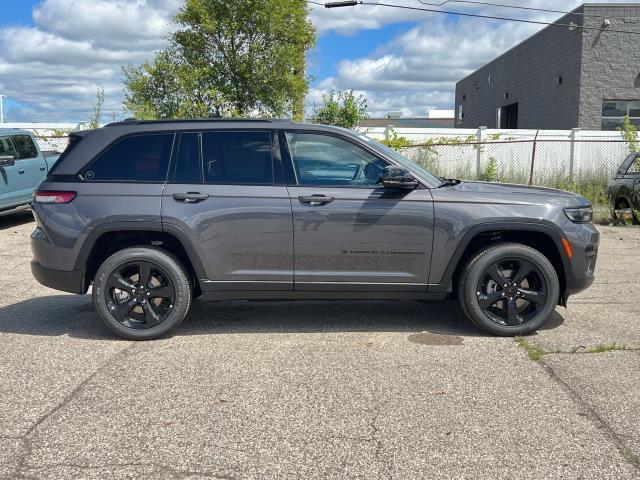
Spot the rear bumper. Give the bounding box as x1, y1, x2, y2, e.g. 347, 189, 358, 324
31, 261, 85, 294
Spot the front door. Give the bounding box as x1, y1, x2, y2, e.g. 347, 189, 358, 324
283, 131, 434, 292
161, 130, 294, 291
0, 134, 45, 209
625, 156, 640, 209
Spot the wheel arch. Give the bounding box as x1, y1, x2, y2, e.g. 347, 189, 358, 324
614, 195, 632, 209
76, 222, 206, 294
432, 222, 569, 303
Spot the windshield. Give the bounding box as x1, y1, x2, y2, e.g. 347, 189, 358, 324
357, 133, 443, 187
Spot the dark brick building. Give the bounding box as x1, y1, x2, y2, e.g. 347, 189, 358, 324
455, 3, 640, 130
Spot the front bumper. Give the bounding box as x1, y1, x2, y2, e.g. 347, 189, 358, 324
562, 225, 599, 300
31, 261, 85, 294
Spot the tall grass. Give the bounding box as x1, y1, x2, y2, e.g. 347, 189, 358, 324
404, 146, 610, 207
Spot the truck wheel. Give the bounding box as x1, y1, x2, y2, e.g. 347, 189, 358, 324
92, 247, 192, 340
458, 242, 559, 336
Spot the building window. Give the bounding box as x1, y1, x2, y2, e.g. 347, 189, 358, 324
557, 76, 563, 84
462, 94, 466, 101
457, 105, 463, 124
601, 100, 640, 130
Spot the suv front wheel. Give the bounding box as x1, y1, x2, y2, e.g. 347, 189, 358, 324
458, 242, 560, 336
92, 247, 192, 340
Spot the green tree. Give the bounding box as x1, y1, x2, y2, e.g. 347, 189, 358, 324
618, 115, 638, 154
311, 90, 368, 129
89, 88, 105, 128
123, 0, 315, 120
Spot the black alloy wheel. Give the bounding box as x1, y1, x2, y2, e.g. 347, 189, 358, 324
458, 242, 560, 336
93, 247, 192, 340
476, 258, 547, 327
105, 261, 176, 329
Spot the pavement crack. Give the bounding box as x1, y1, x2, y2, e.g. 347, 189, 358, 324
368, 402, 391, 480
11, 342, 140, 479
540, 359, 640, 472
21, 461, 236, 479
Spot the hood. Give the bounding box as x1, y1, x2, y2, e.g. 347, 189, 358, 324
435, 181, 591, 207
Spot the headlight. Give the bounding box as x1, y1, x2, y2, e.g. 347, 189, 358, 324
564, 206, 593, 223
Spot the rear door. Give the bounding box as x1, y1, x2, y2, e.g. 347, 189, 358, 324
283, 130, 434, 292
161, 130, 294, 291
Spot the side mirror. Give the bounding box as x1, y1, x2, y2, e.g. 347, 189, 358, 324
380, 165, 418, 190
0, 155, 15, 168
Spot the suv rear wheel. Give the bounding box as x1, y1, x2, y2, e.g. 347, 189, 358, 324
92, 247, 192, 340
458, 242, 559, 336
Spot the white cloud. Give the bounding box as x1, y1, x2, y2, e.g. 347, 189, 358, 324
306, 0, 630, 117
308, 17, 539, 116
0, 0, 181, 122
0, 0, 630, 122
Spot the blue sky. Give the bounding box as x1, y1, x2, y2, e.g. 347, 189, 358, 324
0, 0, 624, 122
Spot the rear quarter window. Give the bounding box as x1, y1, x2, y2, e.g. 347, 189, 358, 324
82, 133, 174, 182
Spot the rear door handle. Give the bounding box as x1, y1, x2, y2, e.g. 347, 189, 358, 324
173, 192, 209, 203
298, 195, 334, 205
18, 169, 25, 174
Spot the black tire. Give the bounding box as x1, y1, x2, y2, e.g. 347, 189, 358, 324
457, 242, 560, 336
92, 247, 192, 340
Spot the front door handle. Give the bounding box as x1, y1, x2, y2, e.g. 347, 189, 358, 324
18, 169, 25, 174
298, 195, 334, 205
173, 192, 209, 203
40, 165, 46, 171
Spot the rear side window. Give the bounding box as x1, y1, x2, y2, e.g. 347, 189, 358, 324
11, 135, 38, 160
83, 133, 174, 182
202, 131, 273, 185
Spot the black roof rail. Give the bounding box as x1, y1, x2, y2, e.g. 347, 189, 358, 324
104, 118, 296, 127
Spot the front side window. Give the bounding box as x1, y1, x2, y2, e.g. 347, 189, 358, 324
83, 133, 174, 182
11, 135, 38, 160
286, 132, 387, 187
0, 136, 17, 159
626, 156, 640, 175
202, 131, 273, 185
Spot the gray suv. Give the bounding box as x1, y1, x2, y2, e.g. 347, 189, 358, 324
31, 119, 598, 340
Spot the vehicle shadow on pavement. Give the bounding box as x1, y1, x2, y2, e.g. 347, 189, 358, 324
0, 210, 33, 231
0, 295, 564, 340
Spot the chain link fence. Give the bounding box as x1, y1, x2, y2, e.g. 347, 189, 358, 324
34, 135, 70, 155
399, 137, 631, 207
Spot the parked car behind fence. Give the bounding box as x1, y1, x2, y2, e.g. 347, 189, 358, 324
608, 153, 640, 223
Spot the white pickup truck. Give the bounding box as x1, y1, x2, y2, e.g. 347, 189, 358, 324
0, 129, 61, 216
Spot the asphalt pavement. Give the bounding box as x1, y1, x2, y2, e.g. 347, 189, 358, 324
0, 211, 638, 479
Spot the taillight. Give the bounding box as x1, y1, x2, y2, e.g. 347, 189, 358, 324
33, 191, 77, 204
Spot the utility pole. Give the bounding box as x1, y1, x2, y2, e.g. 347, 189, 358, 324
0, 95, 5, 123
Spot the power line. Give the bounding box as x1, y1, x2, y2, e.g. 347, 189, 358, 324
312, 1, 640, 36
446, 0, 640, 21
